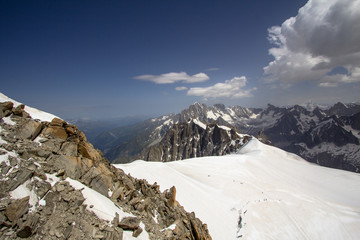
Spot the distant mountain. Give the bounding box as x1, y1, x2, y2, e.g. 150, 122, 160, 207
287, 113, 360, 172
103, 102, 360, 173
137, 120, 252, 163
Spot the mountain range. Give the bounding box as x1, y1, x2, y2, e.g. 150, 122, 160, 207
93, 102, 360, 173
1, 92, 360, 239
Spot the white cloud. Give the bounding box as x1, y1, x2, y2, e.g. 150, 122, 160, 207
175, 86, 188, 91
319, 66, 360, 87
134, 72, 209, 84
187, 76, 254, 99
263, 0, 360, 87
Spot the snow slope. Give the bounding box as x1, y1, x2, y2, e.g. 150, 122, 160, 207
0, 93, 57, 122
116, 139, 360, 240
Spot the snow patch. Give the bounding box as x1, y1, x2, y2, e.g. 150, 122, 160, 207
67, 178, 130, 222
219, 125, 231, 131
192, 119, 206, 129
2, 116, 16, 125
10, 179, 41, 212
206, 110, 218, 120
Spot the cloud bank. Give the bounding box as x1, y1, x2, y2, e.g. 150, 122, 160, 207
264, 0, 360, 87
187, 76, 253, 99
134, 72, 209, 84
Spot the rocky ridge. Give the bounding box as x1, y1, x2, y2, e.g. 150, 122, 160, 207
139, 119, 252, 162
0, 99, 212, 239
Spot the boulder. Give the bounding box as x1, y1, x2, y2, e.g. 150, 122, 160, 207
35, 181, 51, 199
5, 196, 30, 222
0, 101, 13, 118
13, 104, 30, 118
111, 187, 125, 201
17, 119, 43, 140
133, 226, 143, 237
16, 213, 40, 238
65, 125, 77, 135
8, 169, 34, 191
0, 101, 14, 111
51, 155, 84, 179
42, 126, 68, 141
50, 117, 66, 126
118, 216, 140, 230
112, 212, 119, 226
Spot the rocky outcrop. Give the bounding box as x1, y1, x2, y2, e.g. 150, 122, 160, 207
139, 120, 250, 162
0, 100, 212, 239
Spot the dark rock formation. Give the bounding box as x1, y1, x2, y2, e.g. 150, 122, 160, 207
139, 120, 250, 162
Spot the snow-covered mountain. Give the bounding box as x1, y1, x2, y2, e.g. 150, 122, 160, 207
102, 102, 360, 172
117, 138, 360, 240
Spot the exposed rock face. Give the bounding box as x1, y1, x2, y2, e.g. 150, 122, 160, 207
0, 100, 212, 239
286, 114, 360, 173
139, 120, 250, 162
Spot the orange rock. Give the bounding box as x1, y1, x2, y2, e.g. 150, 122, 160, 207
50, 118, 66, 127
79, 131, 87, 141
65, 125, 77, 135
78, 141, 101, 161
166, 186, 177, 207
42, 126, 68, 141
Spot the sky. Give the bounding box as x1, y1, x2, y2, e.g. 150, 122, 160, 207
1, 0, 360, 120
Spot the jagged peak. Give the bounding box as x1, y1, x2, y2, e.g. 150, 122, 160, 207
192, 101, 207, 107
213, 103, 226, 110
333, 102, 347, 108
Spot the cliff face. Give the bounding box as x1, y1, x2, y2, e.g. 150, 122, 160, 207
0, 100, 212, 240
139, 120, 251, 162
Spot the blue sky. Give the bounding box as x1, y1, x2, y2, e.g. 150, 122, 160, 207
1, 0, 360, 119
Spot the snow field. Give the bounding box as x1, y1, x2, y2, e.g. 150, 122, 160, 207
116, 139, 360, 240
